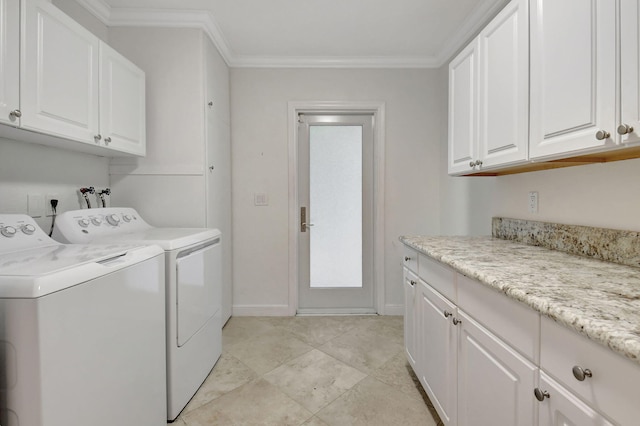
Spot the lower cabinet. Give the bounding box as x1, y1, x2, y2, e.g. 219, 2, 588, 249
536, 372, 613, 426
402, 247, 639, 426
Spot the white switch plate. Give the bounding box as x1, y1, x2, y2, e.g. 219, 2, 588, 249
528, 191, 539, 213
254, 193, 269, 206
28, 194, 45, 217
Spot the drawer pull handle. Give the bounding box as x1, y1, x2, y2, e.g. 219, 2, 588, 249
404, 256, 411, 262
452, 317, 462, 325
572, 366, 593, 381
443, 310, 452, 318
534, 388, 550, 402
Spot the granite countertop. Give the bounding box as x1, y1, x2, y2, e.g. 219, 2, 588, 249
400, 235, 640, 365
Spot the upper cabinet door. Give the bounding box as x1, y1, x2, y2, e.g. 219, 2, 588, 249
477, 0, 529, 168
0, 0, 19, 126
20, 0, 100, 143
619, 0, 640, 147
529, 0, 616, 160
99, 42, 146, 156
448, 40, 479, 175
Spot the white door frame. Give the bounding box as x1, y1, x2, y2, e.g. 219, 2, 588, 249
287, 101, 386, 316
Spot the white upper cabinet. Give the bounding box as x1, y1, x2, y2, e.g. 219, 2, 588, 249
0, 0, 19, 126
448, 41, 479, 175
21, 0, 101, 143
619, 0, 640, 147
99, 41, 146, 156
449, 0, 528, 175
477, 0, 528, 169
529, 0, 617, 159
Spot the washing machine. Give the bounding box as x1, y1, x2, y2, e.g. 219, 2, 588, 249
52, 207, 222, 421
0, 214, 166, 426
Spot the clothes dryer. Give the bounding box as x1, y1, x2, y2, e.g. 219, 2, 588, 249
52, 207, 222, 420
0, 214, 166, 426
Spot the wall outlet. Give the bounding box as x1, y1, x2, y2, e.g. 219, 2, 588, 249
28, 194, 45, 218
528, 191, 539, 214
45, 194, 60, 216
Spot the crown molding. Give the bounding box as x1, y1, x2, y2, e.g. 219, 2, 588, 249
75, 0, 505, 69
436, 0, 509, 66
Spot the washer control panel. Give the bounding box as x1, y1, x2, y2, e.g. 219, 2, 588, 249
0, 214, 56, 253
52, 208, 152, 244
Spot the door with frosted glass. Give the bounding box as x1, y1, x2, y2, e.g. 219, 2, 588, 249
298, 114, 374, 313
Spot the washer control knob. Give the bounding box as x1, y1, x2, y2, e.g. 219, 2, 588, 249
122, 214, 132, 223
1, 226, 17, 238
78, 219, 90, 228
106, 214, 121, 226
21, 224, 36, 235
91, 217, 103, 226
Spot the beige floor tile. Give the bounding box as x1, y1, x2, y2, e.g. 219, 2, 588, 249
264, 349, 367, 413
182, 353, 259, 414
318, 323, 404, 375
222, 316, 279, 349
226, 328, 314, 374
370, 351, 427, 402
316, 376, 437, 426
301, 415, 331, 426
278, 316, 363, 347
182, 378, 313, 426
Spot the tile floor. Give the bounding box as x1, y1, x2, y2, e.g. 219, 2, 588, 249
171, 315, 444, 426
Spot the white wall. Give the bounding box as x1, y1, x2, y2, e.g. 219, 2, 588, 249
492, 158, 640, 231
231, 68, 443, 315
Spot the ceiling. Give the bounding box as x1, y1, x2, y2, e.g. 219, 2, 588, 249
76, 0, 508, 68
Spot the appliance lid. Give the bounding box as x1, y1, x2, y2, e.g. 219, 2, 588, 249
0, 243, 164, 298
90, 228, 221, 251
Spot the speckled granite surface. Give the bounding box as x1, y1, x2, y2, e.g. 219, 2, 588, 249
400, 235, 640, 365
492, 217, 640, 268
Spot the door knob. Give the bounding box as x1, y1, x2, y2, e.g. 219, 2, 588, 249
595, 130, 610, 140
302, 222, 315, 227
617, 124, 634, 135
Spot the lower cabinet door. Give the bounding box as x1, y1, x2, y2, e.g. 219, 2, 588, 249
536, 372, 614, 426
418, 281, 457, 425
403, 268, 418, 370
457, 311, 536, 426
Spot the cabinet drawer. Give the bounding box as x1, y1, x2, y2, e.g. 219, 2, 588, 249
418, 254, 456, 302
457, 274, 539, 363
402, 246, 418, 273
540, 316, 640, 426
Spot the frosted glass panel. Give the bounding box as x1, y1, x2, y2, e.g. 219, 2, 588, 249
309, 125, 362, 288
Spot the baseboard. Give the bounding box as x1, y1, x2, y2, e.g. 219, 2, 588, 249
384, 304, 404, 316
231, 304, 291, 317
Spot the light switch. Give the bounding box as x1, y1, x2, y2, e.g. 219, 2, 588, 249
254, 193, 269, 206
528, 191, 538, 214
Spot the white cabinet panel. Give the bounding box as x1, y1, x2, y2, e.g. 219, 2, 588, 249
457, 311, 536, 426
537, 372, 614, 426
21, 0, 100, 143
529, 0, 616, 159
0, 0, 19, 126
619, 0, 640, 147
448, 40, 478, 175
403, 268, 418, 369
99, 42, 146, 156
419, 281, 457, 425
478, 0, 528, 168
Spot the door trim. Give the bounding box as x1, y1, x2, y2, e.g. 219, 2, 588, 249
287, 101, 386, 316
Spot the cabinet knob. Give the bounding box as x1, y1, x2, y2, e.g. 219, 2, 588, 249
475, 160, 483, 167
595, 130, 610, 140
617, 124, 634, 135
443, 310, 452, 318
104, 137, 112, 144
452, 317, 462, 325
572, 366, 592, 381
9, 109, 22, 119
469, 161, 476, 168
410, 280, 417, 287
404, 256, 411, 262
94, 134, 102, 141
534, 388, 550, 402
